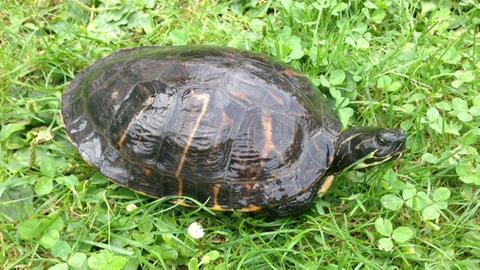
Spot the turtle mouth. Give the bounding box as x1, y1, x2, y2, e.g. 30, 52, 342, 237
372, 150, 403, 165
354, 146, 404, 170
376, 133, 406, 159
354, 154, 392, 169
392, 130, 407, 153
389, 141, 406, 161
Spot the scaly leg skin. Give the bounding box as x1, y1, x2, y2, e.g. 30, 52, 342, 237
266, 188, 317, 217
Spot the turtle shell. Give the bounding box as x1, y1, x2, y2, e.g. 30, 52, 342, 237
61, 46, 342, 216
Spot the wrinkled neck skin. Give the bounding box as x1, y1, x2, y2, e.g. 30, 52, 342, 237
328, 127, 406, 174
328, 130, 363, 174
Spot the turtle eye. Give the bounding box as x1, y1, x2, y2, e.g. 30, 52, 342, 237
376, 135, 388, 147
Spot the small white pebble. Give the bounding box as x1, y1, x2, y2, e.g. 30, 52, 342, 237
187, 222, 205, 239
126, 203, 137, 212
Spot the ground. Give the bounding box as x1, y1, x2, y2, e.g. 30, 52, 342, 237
0, 1, 479, 269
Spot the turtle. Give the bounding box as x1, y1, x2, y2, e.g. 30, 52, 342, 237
61, 46, 406, 216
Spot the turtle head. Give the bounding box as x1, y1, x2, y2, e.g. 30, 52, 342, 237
330, 127, 406, 173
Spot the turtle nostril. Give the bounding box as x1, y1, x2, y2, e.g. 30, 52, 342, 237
393, 129, 406, 143
399, 134, 406, 145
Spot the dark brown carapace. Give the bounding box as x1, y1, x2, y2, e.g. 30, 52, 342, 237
61, 46, 406, 216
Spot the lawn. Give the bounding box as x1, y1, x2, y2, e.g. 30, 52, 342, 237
1, 0, 479, 269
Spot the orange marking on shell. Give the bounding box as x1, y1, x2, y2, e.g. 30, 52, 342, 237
172, 199, 191, 207
318, 175, 335, 195
280, 69, 301, 78
230, 91, 251, 104
210, 205, 227, 211
142, 168, 152, 177
222, 111, 234, 127
263, 87, 285, 106
269, 91, 285, 105
243, 183, 253, 192
261, 112, 281, 159
212, 183, 222, 210
239, 205, 262, 212
214, 111, 234, 143
175, 93, 210, 196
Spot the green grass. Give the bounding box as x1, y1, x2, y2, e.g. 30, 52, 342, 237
1, 0, 479, 269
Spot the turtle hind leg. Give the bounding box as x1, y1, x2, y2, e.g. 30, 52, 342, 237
265, 189, 317, 217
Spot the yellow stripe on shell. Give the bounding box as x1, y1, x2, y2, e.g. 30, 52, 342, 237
116, 97, 154, 148
175, 93, 210, 199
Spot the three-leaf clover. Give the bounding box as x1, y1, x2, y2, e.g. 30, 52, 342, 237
375, 217, 414, 251
404, 186, 451, 220
422, 187, 451, 220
